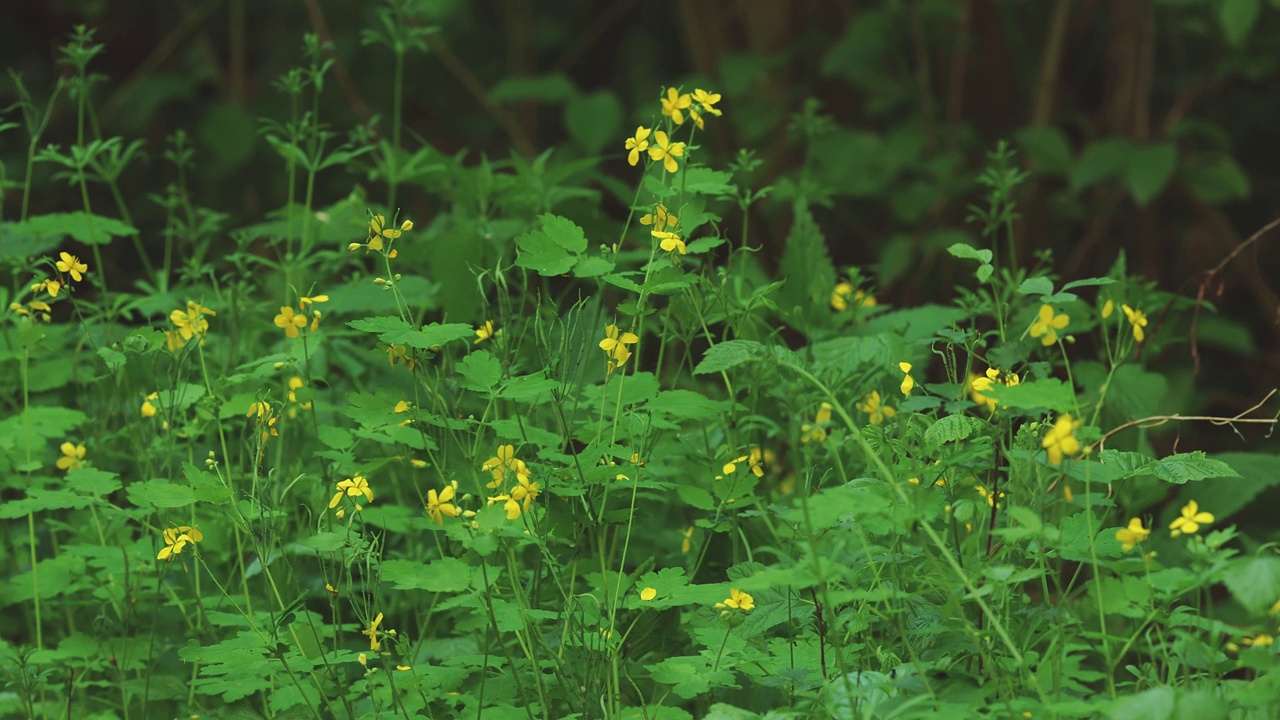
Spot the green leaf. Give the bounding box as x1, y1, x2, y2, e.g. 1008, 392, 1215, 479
0, 489, 94, 518
1108, 687, 1226, 720
1071, 138, 1134, 192
9, 211, 139, 247
350, 317, 474, 350
1017, 276, 1054, 297
923, 414, 987, 448
66, 467, 122, 497
985, 378, 1075, 412
516, 229, 576, 276
564, 91, 622, 154
680, 168, 735, 196
1181, 151, 1250, 204
538, 213, 588, 254
1223, 556, 1280, 615
127, 480, 196, 508
572, 255, 614, 277
1124, 143, 1177, 206
382, 557, 474, 592
694, 340, 763, 375
1149, 452, 1240, 485
1220, 0, 1260, 45
1015, 124, 1073, 175
457, 350, 502, 393
498, 372, 561, 403
490, 74, 576, 103
946, 243, 993, 264
778, 208, 836, 311
97, 346, 126, 372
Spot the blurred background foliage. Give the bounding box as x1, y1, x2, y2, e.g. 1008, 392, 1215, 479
2, 0, 1278, 443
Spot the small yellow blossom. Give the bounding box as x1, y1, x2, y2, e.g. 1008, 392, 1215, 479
31, 278, 62, 298
600, 324, 639, 373
426, 481, 462, 525
168, 301, 216, 349
639, 204, 678, 233
855, 390, 896, 425
1041, 413, 1082, 465
362, 612, 384, 651
357, 652, 368, 666
640, 587, 657, 602
660, 87, 692, 125
969, 367, 1019, 412
509, 473, 541, 515
475, 320, 497, 345
681, 526, 694, 554
1116, 518, 1150, 552
715, 588, 755, 613
1169, 500, 1213, 538
652, 230, 686, 255
1101, 299, 1114, 319
396, 665, 412, 671
723, 448, 765, 477
481, 444, 532, 489
387, 344, 415, 371
56, 252, 89, 282
691, 88, 722, 116
625, 126, 651, 166
246, 401, 280, 444
1122, 304, 1148, 342
274, 305, 307, 339
976, 485, 1005, 508
1030, 305, 1070, 346
56, 441, 86, 471
1270, 598, 1280, 616
394, 400, 411, 414
141, 392, 159, 418
800, 401, 833, 444
157, 525, 203, 561
367, 215, 406, 252
299, 294, 328, 309
898, 362, 915, 397
648, 131, 685, 174
830, 282, 876, 311
330, 475, 374, 513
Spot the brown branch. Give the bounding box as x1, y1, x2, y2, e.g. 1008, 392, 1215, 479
1090, 388, 1279, 452
1188, 215, 1280, 376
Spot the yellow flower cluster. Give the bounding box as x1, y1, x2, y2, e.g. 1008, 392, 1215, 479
329, 475, 374, 519
274, 293, 327, 340
856, 390, 896, 425
621, 86, 722, 173
475, 320, 499, 345
600, 324, 638, 374
166, 301, 217, 352
830, 282, 876, 312
722, 448, 765, 478
157, 525, 203, 561
482, 444, 540, 520
350, 214, 412, 256
800, 402, 833, 444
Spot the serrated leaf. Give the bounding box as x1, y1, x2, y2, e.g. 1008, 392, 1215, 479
0, 489, 94, 518
572, 255, 614, 277
381, 557, 474, 592
680, 167, 735, 196
66, 467, 122, 496
1017, 276, 1054, 297
1223, 556, 1280, 615
9, 211, 139, 247
97, 346, 126, 372
1149, 452, 1240, 485
1124, 143, 1177, 206
537, 213, 588, 254
923, 414, 987, 448
457, 350, 502, 393
694, 340, 762, 375
946, 243, 993, 264
127, 480, 196, 508
515, 229, 576, 276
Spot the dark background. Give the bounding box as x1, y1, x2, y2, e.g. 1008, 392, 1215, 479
4, 0, 1278, 446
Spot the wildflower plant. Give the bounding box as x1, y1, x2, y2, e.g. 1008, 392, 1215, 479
3, 18, 1279, 720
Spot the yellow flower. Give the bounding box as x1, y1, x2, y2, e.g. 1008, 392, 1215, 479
157, 525, 203, 561
1270, 598, 1280, 616
722, 448, 765, 477
246, 401, 280, 444
274, 305, 307, 339
1122, 304, 1148, 342
652, 230, 686, 255
56, 441, 86, 471
1169, 500, 1213, 538
141, 391, 159, 418
475, 320, 497, 345
367, 215, 404, 251
976, 485, 1005, 508
1030, 305, 1069, 346
488, 493, 522, 520
855, 390, 896, 425
600, 324, 639, 372
969, 368, 1017, 412
1116, 518, 1150, 552
639, 203, 678, 233
1101, 299, 1114, 319
681, 526, 694, 554
31, 278, 62, 298
714, 588, 755, 613
660, 87, 692, 125
481, 444, 531, 489
510, 473, 541, 514
426, 481, 462, 525
640, 587, 657, 602
396, 665, 412, 671
169, 301, 216, 348
898, 362, 914, 397
387, 344, 415, 371
647, 130, 685, 174
56, 252, 88, 282
1041, 413, 1082, 465
362, 612, 384, 651
691, 88, 722, 117
299, 294, 328, 309
624, 126, 651, 166
329, 475, 374, 512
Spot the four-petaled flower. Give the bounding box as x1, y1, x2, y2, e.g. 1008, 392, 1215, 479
1041, 413, 1082, 465
168, 301, 216, 350
1116, 517, 1150, 552
898, 362, 915, 397
723, 448, 765, 477
481, 444, 531, 489
362, 612, 385, 651
652, 230, 686, 255
157, 525, 203, 561
330, 475, 374, 513
969, 367, 1019, 413
509, 473, 541, 515
1122, 304, 1148, 342
426, 481, 462, 525
856, 390, 896, 425
715, 588, 755, 613
56, 252, 88, 282
648, 131, 686, 174
660, 87, 692, 125
367, 215, 409, 252
475, 320, 498, 345
274, 305, 308, 339
1030, 305, 1069, 346
639, 204, 678, 233
625, 126, 651, 166
600, 324, 639, 373
691, 88, 722, 116
56, 441, 86, 471
1170, 500, 1213, 538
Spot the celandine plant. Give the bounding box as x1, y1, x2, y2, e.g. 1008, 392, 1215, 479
1, 18, 1279, 720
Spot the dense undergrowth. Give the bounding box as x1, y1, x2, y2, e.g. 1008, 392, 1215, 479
2, 9, 1280, 720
